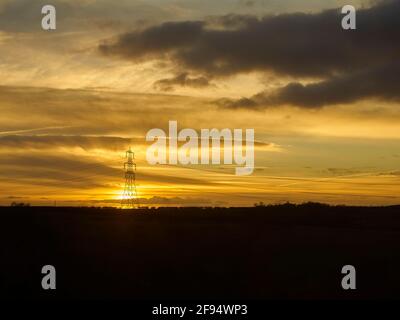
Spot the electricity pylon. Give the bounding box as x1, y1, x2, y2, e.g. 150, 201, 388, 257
121, 147, 139, 209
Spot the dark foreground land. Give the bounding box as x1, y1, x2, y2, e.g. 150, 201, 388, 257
1, 204, 400, 300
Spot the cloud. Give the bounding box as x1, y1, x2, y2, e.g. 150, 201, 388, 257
100, 20, 204, 60
0, 0, 175, 33
218, 62, 400, 108
100, 0, 400, 108
66, 196, 216, 206
100, 1, 400, 77
0, 85, 212, 137
153, 72, 213, 91
378, 171, 400, 177
0, 149, 219, 193
216, 97, 259, 109
0, 135, 144, 151
326, 168, 362, 176
0, 152, 118, 190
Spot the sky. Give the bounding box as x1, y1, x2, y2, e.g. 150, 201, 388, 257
0, 0, 400, 207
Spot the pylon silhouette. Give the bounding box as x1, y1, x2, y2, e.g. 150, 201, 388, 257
121, 147, 139, 209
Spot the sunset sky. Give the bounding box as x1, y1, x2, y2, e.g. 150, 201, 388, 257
1, 0, 399, 207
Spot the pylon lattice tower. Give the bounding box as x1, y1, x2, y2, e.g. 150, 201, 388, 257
121, 147, 139, 209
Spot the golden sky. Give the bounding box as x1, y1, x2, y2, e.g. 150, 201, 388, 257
1, 0, 399, 206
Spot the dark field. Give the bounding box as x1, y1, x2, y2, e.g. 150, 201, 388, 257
1, 204, 400, 300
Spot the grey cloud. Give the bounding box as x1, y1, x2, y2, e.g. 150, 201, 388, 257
100, 0, 400, 108
153, 72, 213, 91
100, 20, 204, 60
100, 1, 400, 78
216, 97, 259, 109
219, 62, 400, 108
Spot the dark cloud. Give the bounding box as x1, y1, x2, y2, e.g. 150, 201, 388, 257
100, 21, 205, 60
154, 72, 213, 91
216, 97, 259, 109
219, 62, 400, 108
100, 1, 400, 77
100, 0, 400, 108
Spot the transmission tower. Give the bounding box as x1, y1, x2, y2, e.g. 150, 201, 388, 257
121, 147, 139, 209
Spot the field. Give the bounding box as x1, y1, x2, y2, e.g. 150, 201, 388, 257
1, 204, 400, 300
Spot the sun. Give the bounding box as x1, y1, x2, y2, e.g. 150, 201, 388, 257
113, 190, 127, 201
